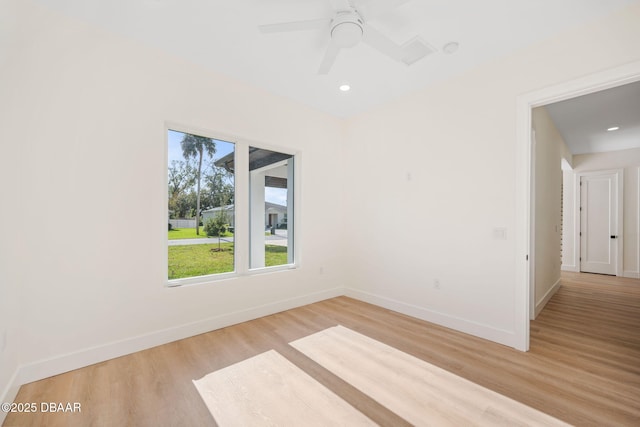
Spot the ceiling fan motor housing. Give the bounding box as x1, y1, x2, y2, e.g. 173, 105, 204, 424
331, 11, 363, 48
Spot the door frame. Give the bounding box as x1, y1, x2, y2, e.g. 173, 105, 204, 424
576, 169, 624, 276
515, 60, 640, 351
529, 129, 537, 320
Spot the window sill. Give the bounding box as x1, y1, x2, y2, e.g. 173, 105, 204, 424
166, 263, 298, 288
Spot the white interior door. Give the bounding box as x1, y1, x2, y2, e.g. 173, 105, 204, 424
580, 173, 618, 275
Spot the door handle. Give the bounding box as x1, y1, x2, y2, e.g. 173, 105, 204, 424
611, 235, 618, 239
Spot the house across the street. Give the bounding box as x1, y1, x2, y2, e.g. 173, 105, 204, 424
201, 202, 287, 230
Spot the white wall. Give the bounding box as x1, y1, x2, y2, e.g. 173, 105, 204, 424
0, 0, 23, 406
0, 209, 21, 418
564, 148, 640, 277
0, 0, 346, 404
343, 2, 640, 347
562, 168, 577, 271
0, 71, 23, 413
531, 107, 572, 318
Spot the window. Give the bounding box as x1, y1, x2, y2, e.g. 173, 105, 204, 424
248, 147, 294, 269
167, 130, 236, 281
167, 128, 296, 285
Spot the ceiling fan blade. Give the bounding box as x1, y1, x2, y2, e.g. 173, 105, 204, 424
357, 0, 411, 20
329, 0, 352, 12
259, 18, 330, 34
361, 24, 404, 62
318, 42, 341, 74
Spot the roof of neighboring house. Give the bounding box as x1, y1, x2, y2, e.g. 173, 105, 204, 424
265, 202, 287, 211
203, 202, 286, 214
202, 204, 234, 213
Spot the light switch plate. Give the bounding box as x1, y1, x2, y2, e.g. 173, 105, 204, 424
493, 227, 507, 240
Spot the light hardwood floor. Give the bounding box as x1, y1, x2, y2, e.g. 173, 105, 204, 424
4, 272, 640, 426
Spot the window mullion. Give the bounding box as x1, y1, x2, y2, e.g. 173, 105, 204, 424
234, 141, 250, 275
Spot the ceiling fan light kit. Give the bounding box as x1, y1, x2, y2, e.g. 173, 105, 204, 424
258, 0, 434, 75
331, 12, 363, 48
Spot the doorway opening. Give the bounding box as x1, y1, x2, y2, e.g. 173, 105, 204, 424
515, 60, 640, 351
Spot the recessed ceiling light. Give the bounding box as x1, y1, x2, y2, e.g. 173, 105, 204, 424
607, 126, 620, 131
442, 42, 459, 54
339, 84, 351, 92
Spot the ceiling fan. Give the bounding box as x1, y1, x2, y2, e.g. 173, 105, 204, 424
259, 0, 433, 74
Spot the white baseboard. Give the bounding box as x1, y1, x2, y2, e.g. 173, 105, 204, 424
561, 264, 579, 272
534, 278, 561, 319
344, 288, 518, 350
623, 271, 640, 278
15, 287, 343, 387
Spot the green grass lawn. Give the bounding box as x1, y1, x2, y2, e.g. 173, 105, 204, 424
168, 244, 288, 280
168, 228, 233, 240
264, 245, 288, 266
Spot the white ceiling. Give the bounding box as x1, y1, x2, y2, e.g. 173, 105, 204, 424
25, 0, 640, 155
545, 81, 640, 155
31, 0, 638, 120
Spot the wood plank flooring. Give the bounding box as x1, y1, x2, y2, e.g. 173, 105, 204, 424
291, 326, 569, 426
193, 349, 376, 426
4, 272, 640, 426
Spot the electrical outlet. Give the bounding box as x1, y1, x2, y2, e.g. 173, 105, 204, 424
433, 279, 440, 290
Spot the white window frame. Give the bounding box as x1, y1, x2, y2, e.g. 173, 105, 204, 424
164, 122, 300, 288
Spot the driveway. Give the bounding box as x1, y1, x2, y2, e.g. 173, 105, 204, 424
168, 230, 288, 247
168, 237, 227, 246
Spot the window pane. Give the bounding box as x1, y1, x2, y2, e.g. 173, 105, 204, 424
168, 130, 235, 280
248, 147, 294, 269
